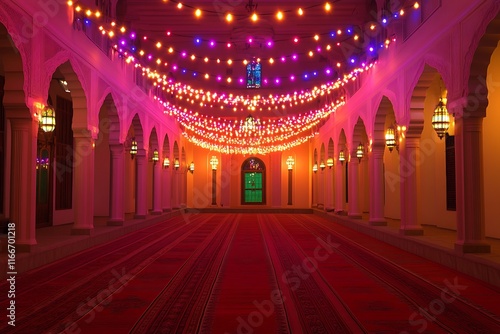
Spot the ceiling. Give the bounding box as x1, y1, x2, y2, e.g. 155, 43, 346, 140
115, 0, 378, 95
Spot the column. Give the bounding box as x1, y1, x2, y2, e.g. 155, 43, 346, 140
151, 159, 162, 214
108, 144, 125, 225
162, 163, 172, 211
212, 168, 217, 205
317, 167, 325, 209
454, 115, 490, 253
325, 165, 334, 211
134, 149, 148, 218
348, 150, 362, 219
220, 154, 231, 207
399, 137, 423, 235
72, 132, 95, 235
334, 160, 344, 214
271, 152, 281, 207
9, 116, 38, 251
171, 164, 180, 209
369, 143, 387, 225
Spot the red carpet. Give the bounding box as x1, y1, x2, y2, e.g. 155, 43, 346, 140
1, 213, 499, 333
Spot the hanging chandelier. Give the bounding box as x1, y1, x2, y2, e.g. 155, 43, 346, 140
432, 97, 450, 139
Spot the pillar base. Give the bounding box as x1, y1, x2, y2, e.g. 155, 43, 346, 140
163, 208, 172, 212
335, 210, 347, 216
325, 207, 335, 212
107, 219, 124, 226
71, 228, 94, 236
348, 213, 362, 219
151, 210, 162, 216
134, 214, 147, 219
369, 219, 387, 226
399, 228, 424, 236
455, 242, 491, 254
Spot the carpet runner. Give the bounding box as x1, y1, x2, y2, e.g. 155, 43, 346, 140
1, 213, 499, 333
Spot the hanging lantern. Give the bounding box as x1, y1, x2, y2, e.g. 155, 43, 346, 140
385, 126, 396, 152
339, 150, 345, 164
312, 162, 318, 173
163, 157, 170, 168
174, 158, 180, 169
40, 105, 56, 132
326, 157, 334, 168
319, 161, 326, 170
432, 98, 450, 139
152, 149, 159, 164
356, 143, 364, 162
130, 138, 138, 158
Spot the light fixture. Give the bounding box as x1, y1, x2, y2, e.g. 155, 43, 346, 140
40, 105, 56, 132
326, 157, 334, 169
189, 161, 195, 173
58, 79, 70, 93
174, 158, 180, 169
432, 97, 450, 140
339, 150, 345, 164
152, 149, 159, 164
130, 138, 138, 159
210, 156, 219, 170
356, 143, 364, 162
286, 156, 295, 170
312, 162, 318, 173
385, 123, 406, 153
163, 157, 170, 168
320, 161, 326, 171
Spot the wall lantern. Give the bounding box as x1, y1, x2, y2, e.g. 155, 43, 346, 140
339, 150, 345, 164
356, 143, 364, 162
174, 158, 180, 169
432, 97, 450, 139
130, 138, 138, 159
189, 161, 195, 173
319, 161, 326, 171
326, 157, 334, 169
286, 156, 295, 170
152, 149, 159, 164
40, 105, 56, 132
163, 157, 170, 169
210, 156, 219, 170
312, 162, 318, 173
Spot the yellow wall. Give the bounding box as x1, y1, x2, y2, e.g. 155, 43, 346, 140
484, 42, 500, 238
186, 141, 311, 208
419, 78, 456, 230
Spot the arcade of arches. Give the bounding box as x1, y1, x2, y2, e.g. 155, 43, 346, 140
1, 0, 500, 289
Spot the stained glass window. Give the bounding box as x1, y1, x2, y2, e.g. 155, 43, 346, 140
246, 60, 261, 88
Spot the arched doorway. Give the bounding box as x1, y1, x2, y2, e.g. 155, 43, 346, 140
241, 157, 266, 205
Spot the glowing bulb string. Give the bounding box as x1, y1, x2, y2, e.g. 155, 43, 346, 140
164, 1, 332, 20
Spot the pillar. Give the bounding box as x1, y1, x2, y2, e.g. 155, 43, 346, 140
348, 150, 362, 219
9, 115, 38, 251
334, 160, 344, 214
454, 114, 490, 253
108, 144, 125, 225
162, 162, 172, 212
325, 165, 334, 212
369, 143, 387, 225
134, 149, 147, 218
72, 132, 95, 235
399, 137, 423, 235
151, 159, 162, 214
271, 152, 281, 207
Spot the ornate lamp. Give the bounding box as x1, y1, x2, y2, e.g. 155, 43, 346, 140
339, 150, 345, 164
320, 161, 326, 171
432, 97, 450, 139
163, 157, 170, 169
385, 124, 406, 153
174, 158, 180, 169
326, 157, 334, 169
356, 143, 364, 162
210, 156, 219, 170
286, 156, 295, 170
40, 105, 56, 132
130, 138, 138, 159
152, 149, 159, 164
189, 161, 195, 173
312, 162, 318, 173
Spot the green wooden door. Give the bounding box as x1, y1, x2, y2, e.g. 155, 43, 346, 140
243, 172, 263, 203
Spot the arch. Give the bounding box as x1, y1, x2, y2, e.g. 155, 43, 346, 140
149, 127, 159, 152
241, 157, 266, 205
97, 93, 122, 145
328, 138, 334, 159
0, 24, 29, 116
373, 96, 395, 146
127, 113, 144, 149
320, 143, 326, 163
162, 133, 171, 159
407, 64, 441, 138
173, 141, 180, 163
463, 8, 500, 113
